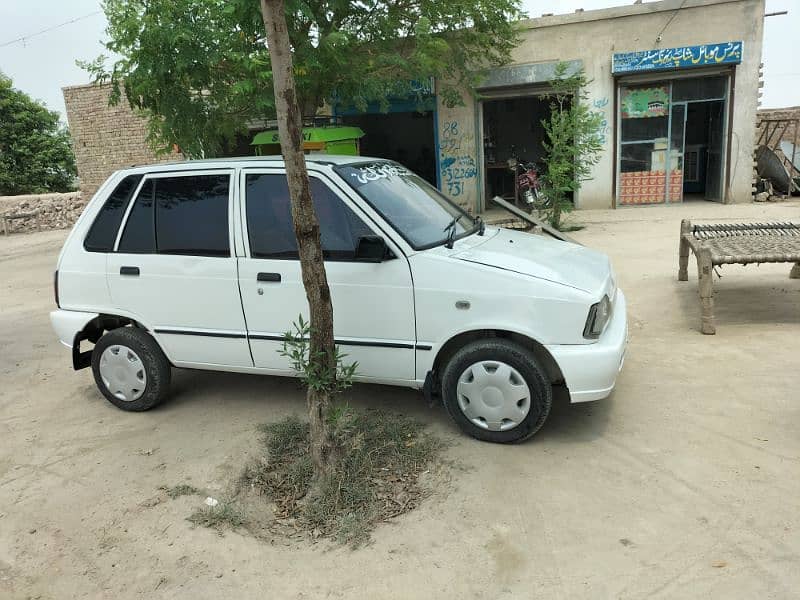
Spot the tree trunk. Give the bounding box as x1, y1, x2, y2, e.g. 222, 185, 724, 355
261, 0, 336, 478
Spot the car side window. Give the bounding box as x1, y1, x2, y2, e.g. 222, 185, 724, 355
154, 175, 230, 256
117, 174, 231, 257
245, 174, 374, 260
84, 174, 143, 252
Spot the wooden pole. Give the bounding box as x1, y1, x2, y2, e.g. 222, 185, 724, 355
696, 247, 716, 334
678, 219, 691, 281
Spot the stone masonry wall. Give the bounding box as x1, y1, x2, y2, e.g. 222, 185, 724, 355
62, 83, 181, 200
0, 192, 84, 234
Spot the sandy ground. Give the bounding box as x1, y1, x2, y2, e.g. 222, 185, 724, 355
1, 200, 799, 599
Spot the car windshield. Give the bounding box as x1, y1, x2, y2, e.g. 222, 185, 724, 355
335, 162, 476, 250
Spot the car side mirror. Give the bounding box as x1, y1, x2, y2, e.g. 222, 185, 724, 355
355, 235, 390, 263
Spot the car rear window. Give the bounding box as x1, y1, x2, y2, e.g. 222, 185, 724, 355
83, 174, 143, 252
118, 179, 155, 253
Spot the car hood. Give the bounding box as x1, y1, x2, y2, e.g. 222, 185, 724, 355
451, 228, 612, 294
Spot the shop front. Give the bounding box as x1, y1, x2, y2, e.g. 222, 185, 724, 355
334, 81, 438, 185
613, 41, 743, 206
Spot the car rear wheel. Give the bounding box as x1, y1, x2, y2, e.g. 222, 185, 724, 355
441, 339, 552, 443
91, 327, 171, 411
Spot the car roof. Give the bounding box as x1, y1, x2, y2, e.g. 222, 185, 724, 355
118, 154, 389, 176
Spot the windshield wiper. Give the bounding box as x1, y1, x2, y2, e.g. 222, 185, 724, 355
443, 216, 459, 249
444, 213, 484, 248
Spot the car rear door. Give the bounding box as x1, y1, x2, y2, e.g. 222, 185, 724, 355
106, 169, 252, 367
237, 167, 416, 383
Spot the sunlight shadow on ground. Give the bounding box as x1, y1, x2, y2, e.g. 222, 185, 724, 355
158, 368, 614, 446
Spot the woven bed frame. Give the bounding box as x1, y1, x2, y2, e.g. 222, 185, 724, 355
678, 219, 800, 334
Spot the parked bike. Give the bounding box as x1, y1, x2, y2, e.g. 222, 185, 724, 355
507, 157, 547, 211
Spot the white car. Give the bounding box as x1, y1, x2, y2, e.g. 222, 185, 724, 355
51, 156, 626, 443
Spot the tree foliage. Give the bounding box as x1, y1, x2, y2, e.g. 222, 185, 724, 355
83, 0, 524, 157
0, 73, 76, 196
539, 63, 603, 230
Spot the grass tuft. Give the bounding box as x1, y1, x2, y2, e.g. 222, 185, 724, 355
242, 408, 442, 547
161, 483, 199, 499
187, 502, 245, 532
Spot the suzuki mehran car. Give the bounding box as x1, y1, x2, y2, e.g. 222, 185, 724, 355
50, 156, 627, 443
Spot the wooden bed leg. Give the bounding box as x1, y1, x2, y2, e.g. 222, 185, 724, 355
678, 219, 691, 281
790, 263, 800, 279
696, 248, 716, 334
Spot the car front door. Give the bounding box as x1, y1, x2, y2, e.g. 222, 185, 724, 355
106, 170, 253, 367
237, 168, 416, 383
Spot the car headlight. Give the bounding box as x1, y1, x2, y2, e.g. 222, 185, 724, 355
583, 295, 612, 339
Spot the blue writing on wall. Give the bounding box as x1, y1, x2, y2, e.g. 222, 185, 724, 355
592, 97, 611, 146
439, 120, 477, 197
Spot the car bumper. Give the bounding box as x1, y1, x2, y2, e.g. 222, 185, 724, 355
50, 309, 98, 349
545, 289, 628, 403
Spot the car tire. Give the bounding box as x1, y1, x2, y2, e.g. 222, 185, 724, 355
440, 339, 552, 443
91, 327, 171, 412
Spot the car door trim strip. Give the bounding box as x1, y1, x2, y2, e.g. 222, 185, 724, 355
154, 328, 431, 350
154, 328, 247, 339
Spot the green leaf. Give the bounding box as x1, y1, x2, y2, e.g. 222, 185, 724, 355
86, 0, 525, 155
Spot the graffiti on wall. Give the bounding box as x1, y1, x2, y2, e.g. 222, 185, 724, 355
439, 120, 477, 198
592, 97, 611, 146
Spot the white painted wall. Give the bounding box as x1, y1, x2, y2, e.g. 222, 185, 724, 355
436, 0, 765, 210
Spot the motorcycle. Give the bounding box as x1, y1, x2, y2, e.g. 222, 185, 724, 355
507, 157, 546, 210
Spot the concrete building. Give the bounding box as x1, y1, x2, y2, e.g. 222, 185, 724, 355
64, 0, 765, 211
429, 0, 765, 212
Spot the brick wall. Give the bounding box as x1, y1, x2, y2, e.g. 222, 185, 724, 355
756, 106, 800, 148
62, 83, 181, 199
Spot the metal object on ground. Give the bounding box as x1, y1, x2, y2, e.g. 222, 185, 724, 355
677, 219, 800, 334
490, 196, 581, 245
756, 145, 793, 194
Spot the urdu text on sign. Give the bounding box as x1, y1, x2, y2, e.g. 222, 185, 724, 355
612, 41, 743, 74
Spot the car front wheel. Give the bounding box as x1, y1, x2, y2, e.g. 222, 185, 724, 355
91, 327, 171, 411
440, 339, 552, 443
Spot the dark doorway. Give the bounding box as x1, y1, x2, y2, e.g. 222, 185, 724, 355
340, 112, 437, 185
682, 100, 725, 200
481, 96, 554, 204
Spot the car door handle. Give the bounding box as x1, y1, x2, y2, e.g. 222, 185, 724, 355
257, 272, 281, 282
120, 266, 140, 276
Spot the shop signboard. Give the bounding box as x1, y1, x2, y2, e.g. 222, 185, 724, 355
612, 41, 743, 74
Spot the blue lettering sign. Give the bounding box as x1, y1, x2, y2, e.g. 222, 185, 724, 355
612, 41, 743, 74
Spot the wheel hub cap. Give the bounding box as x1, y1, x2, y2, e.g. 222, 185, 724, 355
99, 345, 146, 402
456, 361, 531, 431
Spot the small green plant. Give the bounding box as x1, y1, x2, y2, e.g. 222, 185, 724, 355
187, 502, 245, 532
279, 314, 358, 394
161, 484, 199, 499
540, 62, 604, 230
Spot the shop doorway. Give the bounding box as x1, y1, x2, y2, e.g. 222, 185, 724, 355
680, 101, 725, 200
481, 96, 554, 206
618, 74, 728, 205
340, 111, 437, 185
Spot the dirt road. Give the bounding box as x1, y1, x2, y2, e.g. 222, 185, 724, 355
1, 201, 798, 599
